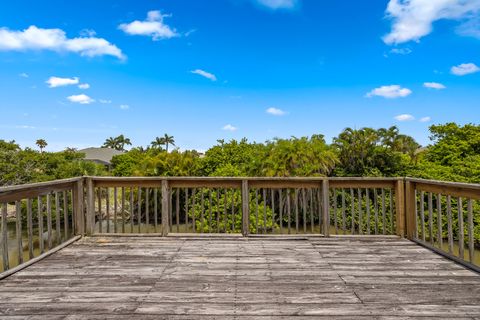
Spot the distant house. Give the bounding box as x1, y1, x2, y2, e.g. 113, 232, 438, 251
78, 147, 124, 168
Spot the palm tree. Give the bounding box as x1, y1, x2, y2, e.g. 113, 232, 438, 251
35, 139, 47, 153
102, 137, 118, 149
151, 137, 165, 150
162, 134, 175, 152
116, 134, 132, 151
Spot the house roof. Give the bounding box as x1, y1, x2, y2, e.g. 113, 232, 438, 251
78, 147, 125, 165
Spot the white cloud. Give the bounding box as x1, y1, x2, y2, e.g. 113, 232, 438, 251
390, 48, 412, 55
191, 69, 217, 81
120, 104, 130, 110
99, 99, 112, 104
46, 76, 79, 88
451, 63, 480, 76
79, 29, 96, 37
383, 0, 480, 44
394, 114, 415, 121
423, 82, 446, 89
420, 116, 431, 122
67, 94, 94, 104
266, 107, 286, 116
222, 124, 237, 131
19, 72, 29, 78
78, 83, 90, 89
118, 10, 179, 40
365, 85, 412, 99
0, 25, 125, 59
255, 0, 298, 10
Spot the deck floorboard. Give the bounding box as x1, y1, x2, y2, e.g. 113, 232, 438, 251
0, 236, 479, 319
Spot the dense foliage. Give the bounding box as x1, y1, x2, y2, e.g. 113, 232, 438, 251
1, 123, 480, 186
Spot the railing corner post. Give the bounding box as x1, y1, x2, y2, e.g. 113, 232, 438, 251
161, 179, 170, 236
73, 178, 85, 236
85, 178, 95, 236
322, 179, 330, 237
395, 178, 406, 238
241, 179, 249, 237
405, 179, 416, 240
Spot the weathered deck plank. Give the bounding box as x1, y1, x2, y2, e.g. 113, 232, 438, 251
0, 237, 479, 319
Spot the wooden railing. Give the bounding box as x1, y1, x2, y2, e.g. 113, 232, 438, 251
0, 178, 84, 278
1, 176, 478, 276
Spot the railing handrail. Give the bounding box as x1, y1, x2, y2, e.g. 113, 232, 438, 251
0, 177, 82, 193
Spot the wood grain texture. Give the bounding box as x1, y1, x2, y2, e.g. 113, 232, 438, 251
1, 236, 479, 318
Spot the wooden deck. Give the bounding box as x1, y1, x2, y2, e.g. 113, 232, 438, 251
1, 236, 480, 319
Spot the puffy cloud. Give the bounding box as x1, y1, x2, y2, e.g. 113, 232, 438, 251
254, 0, 298, 10
78, 83, 90, 89
420, 116, 431, 122
390, 48, 412, 55
383, 0, 480, 44
46, 76, 79, 88
191, 69, 217, 81
394, 114, 415, 121
19, 72, 29, 78
365, 85, 412, 99
67, 94, 94, 104
423, 82, 446, 89
266, 107, 286, 116
99, 99, 112, 104
120, 104, 130, 110
0, 25, 125, 59
451, 63, 480, 76
118, 10, 179, 40
222, 124, 237, 131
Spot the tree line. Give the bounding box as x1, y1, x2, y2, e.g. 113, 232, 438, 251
1, 122, 479, 186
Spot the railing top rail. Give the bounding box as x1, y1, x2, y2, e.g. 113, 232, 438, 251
0, 177, 82, 194
88, 176, 401, 181
406, 177, 480, 190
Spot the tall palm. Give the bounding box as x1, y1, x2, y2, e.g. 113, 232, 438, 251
163, 134, 175, 152
35, 139, 47, 153
116, 134, 132, 151
151, 137, 165, 150
102, 137, 118, 149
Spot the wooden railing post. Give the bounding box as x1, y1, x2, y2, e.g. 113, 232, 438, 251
72, 178, 85, 236
405, 180, 416, 240
241, 180, 250, 236
322, 179, 330, 237
161, 179, 170, 236
395, 179, 405, 237
85, 178, 95, 236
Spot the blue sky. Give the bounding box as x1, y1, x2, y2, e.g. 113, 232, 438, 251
0, 0, 479, 151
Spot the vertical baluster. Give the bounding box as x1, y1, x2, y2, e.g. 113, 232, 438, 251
16, 201, 23, 264
333, 189, 337, 234
389, 189, 394, 234
27, 199, 33, 259
200, 189, 204, 233
1, 203, 8, 270
37, 196, 44, 254
279, 189, 283, 234
373, 189, 378, 235
208, 189, 212, 233
420, 191, 425, 242
130, 188, 134, 233
47, 194, 52, 249
145, 188, 150, 233
295, 189, 299, 234
114, 187, 118, 233
106, 188, 110, 233
262, 189, 267, 234
447, 195, 453, 254
350, 188, 355, 235
414, 190, 418, 239
428, 192, 433, 244
154, 189, 158, 233
318, 188, 322, 233
381, 189, 386, 235
255, 189, 259, 234
63, 191, 68, 240
302, 189, 307, 233
192, 188, 197, 232
231, 189, 235, 232
223, 188, 227, 232
269, 189, 273, 234
467, 199, 474, 263
366, 189, 370, 235
358, 189, 363, 235
176, 189, 180, 233
341, 189, 346, 234
185, 188, 189, 232
98, 188, 102, 233
55, 192, 61, 245
137, 187, 142, 233
308, 188, 316, 233
216, 190, 220, 233
458, 197, 464, 259
121, 187, 126, 233
436, 193, 442, 248
287, 189, 291, 234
